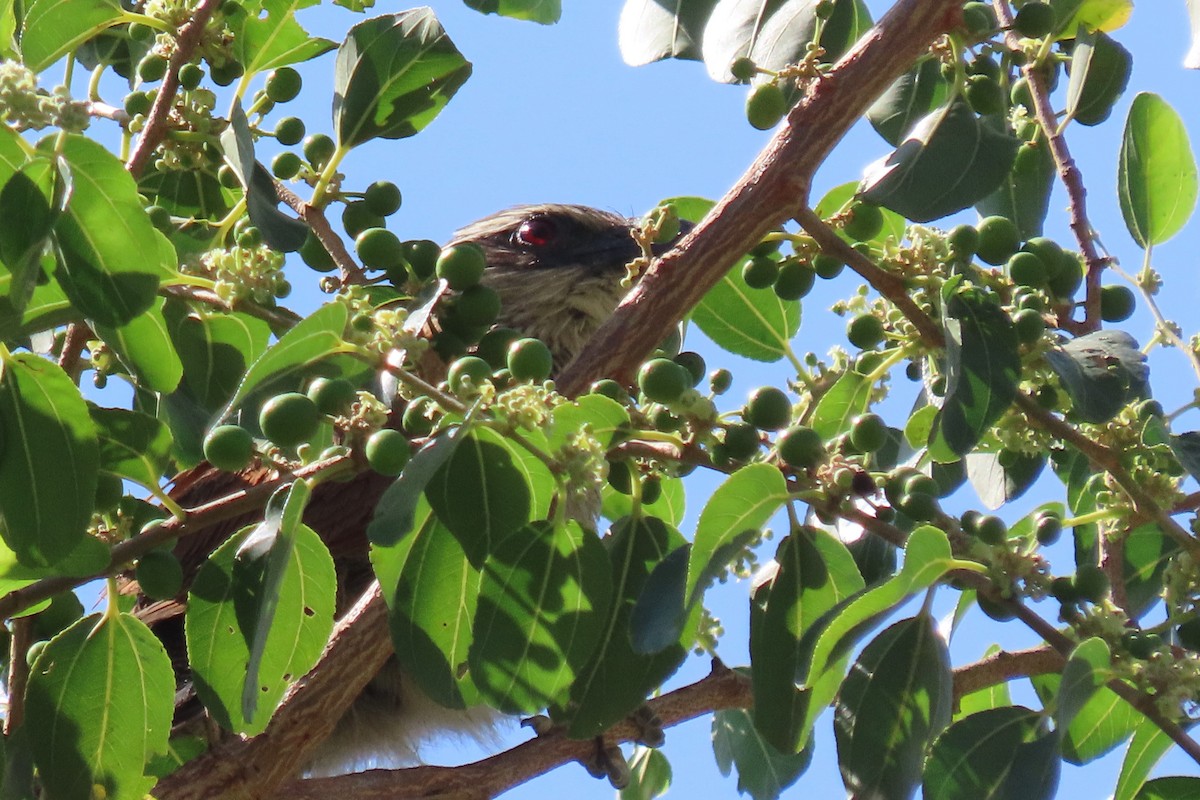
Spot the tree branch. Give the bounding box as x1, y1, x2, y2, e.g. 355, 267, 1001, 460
274, 180, 369, 286
556, 0, 964, 395
951, 645, 1063, 700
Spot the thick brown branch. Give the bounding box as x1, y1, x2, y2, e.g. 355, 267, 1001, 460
556, 0, 963, 395
126, 0, 222, 179
952, 645, 1063, 700
273, 662, 752, 800
57, 321, 92, 382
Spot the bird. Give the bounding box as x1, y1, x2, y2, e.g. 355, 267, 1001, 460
136, 203, 681, 775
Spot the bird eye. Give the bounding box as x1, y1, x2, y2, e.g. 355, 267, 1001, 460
514, 216, 557, 248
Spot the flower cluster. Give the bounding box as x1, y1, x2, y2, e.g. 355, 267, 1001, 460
0, 61, 89, 133
186, 244, 288, 305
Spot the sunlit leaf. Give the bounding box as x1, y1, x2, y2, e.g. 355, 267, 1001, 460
619, 0, 717, 66
713, 706, 811, 800
20, 0, 123, 71
464, 0, 561, 23
1118, 93, 1198, 247
91, 405, 173, 489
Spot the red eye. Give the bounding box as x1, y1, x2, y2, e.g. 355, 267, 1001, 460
515, 216, 557, 247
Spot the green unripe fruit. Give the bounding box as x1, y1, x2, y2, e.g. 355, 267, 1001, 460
1048, 251, 1083, 299
947, 224, 978, 259
723, 423, 762, 461
204, 424, 254, 471
453, 285, 502, 328
147, 204, 172, 232
94, 472, 124, 513
271, 151, 302, 180
448, 356, 493, 395
402, 398, 436, 437
709, 368, 733, 395
1021, 237, 1064, 274
977, 591, 1017, 621
590, 378, 628, 403
1100, 285, 1136, 322
814, 0, 835, 18
842, 201, 884, 242
1074, 564, 1110, 603
259, 392, 320, 448
1123, 631, 1156, 660
1010, 77, 1035, 110
365, 429, 411, 476
744, 386, 792, 431
897, 490, 939, 521
1013, 1, 1056, 38
673, 351, 706, 387
300, 232, 336, 272
849, 413, 887, 452
128, 21, 156, 42
404, 239, 442, 280
741, 256, 779, 289
730, 56, 757, 81
364, 180, 402, 217
1035, 512, 1062, 545
178, 62, 204, 90
608, 460, 634, 494
137, 53, 168, 83
476, 327, 521, 370
777, 425, 825, 470
1049, 576, 1079, 603
506, 337, 553, 382
641, 476, 662, 505
961, 2, 997, 37
124, 90, 153, 117
965, 74, 1005, 115
976, 215, 1021, 265
1007, 251, 1047, 287
903, 472, 940, 499
774, 260, 815, 300
265, 66, 302, 103
966, 54, 1001, 79
210, 59, 244, 86
1136, 399, 1164, 420
136, 550, 183, 601
1013, 307, 1046, 344
275, 116, 306, 146
307, 377, 357, 416
237, 226, 263, 249
355, 227, 404, 271
341, 202, 385, 239
975, 514, 1008, 545
436, 243, 487, 290
813, 253, 845, 279
846, 314, 885, 349
638, 358, 690, 403
746, 82, 789, 130
1177, 616, 1200, 651
303, 133, 336, 169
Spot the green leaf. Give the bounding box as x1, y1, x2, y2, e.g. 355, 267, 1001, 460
221, 301, 354, 418
834, 613, 953, 799
90, 405, 173, 489
465, 0, 561, 23
26, 612, 174, 800
603, 475, 686, 526
185, 519, 335, 735
469, 519, 612, 713
621, 745, 673, 800
618, 0, 717, 66
965, 450, 1045, 510
956, 644, 1012, 717
165, 302, 272, 413
859, 98, 1020, 222
94, 297, 183, 394
20, 0, 123, 71
629, 543, 690, 654
426, 427, 533, 565
0, 352, 98, 566
976, 139, 1055, 240
929, 288, 1019, 461
1118, 92, 1198, 247
866, 57, 950, 146
546, 393, 629, 452
368, 425, 469, 547
712, 706, 811, 800
1055, 636, 1110, 731
810, 368, 872, 440
751, 528, 864, 753
566, 516, 688, 738
745, 0, 871, 101
701, 0, 789, 82
0, 157, 66, 319
1136, 778, 1200, 800
923, 706, 1057, 800
334, 9, 473, 148
227, 0, 336, 75
1065, 29, 1132, 127
1030, 674, 1138, 765
1044, 330, 1148, 424
371, 496, 481, 709
1115, 719, 1177, 800
692, 255, 800, 362
687, 463, 789, 604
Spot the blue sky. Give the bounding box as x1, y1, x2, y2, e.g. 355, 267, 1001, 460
78, 0, 1200, 797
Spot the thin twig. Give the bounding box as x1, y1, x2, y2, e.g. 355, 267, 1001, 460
5, 618, 32, 734
274, 180, 369, 285
161, 283, 302, 330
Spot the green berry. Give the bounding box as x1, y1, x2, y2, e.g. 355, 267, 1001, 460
402, 398, 436, 437
436, 243, 487, 290
1007, 251, 1047, 288
404, 239, 442, 280
746, 82, 788, 130
1010, 77, 1035, 110
271, 151, 302, 180
365, 429, 411, 476
774, 259, 815, 300
210, 59, 244, 86
1049, 576, 1079, 603
723, 423, 762, 461
307, 377, 357, 416
203, 424, 254, 471
178, 62, 204, 90
1035, 512, 1062, 545
590, 378, 628, 403
947, 224, 978, 259
448, 356, 493, 395
966, 54, 1001, 79
1048, 251, 1083, 299
146, 204, 172, 232
608, 460, 634, 494
275, 116, 305, 146
476, 327, 521, 369
638, 358, 690, 404
961, 2, 997, 37
1100, 285, 1136, 322
303, 133, 336, 169
1013, 2, 1056, 38
744, 386, 792, 431
741, 256, 779, 289
730, 56, 757, 82
507, 337, 554, 382
364, 180, 402, 217
1021, 237, 1064, 274
265, 66, 302, 103
128, 21, 156, 42
965, 74, 1005, 115
976, 215, 1021, 265
975, 514, 1007, 545
977, 591, 1017, 621
673, 351, 706, 387
453, 285, 501, 328
849, 413, 887, 452
843, 201, 884, 242
94, 472, 124, 513
136, 550, 183, 601
1074, 564, 1110, 603
259, 392, 320, 448
1178, 617, 1200, 651
124, 90, 153, 117
813, 253, 845, 279
898, 490, 939, 521
355, 227, 404, 271
777, 425, 825, 470
1013, 307, 1045, 344
342, 202, 385, 239
641, 476, 662, 505
217, 164, 239, 189
709, 368, 733, 395
137, 53, 168, 83
847, 314, 885, 349
300, 232, 336, 273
